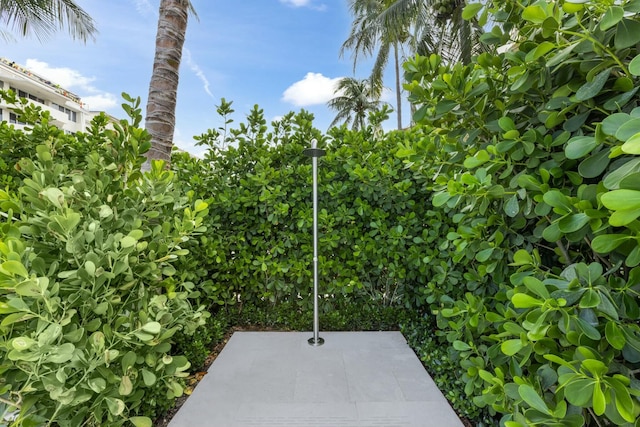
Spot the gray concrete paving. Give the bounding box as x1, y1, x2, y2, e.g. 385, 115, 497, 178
168, 331, 464, 427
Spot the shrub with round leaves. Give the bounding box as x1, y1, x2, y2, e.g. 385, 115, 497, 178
0, 94, 209, 426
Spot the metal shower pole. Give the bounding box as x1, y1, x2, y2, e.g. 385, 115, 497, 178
304, 138, 325, 346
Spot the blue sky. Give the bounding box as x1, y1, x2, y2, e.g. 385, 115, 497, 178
2, 0, 407, 156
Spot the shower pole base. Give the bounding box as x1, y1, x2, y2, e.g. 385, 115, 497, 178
308, 337, 325, 346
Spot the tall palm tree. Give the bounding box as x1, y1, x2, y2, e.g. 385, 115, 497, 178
381, 0, 485, 65
341, 0, 408, 130
0, 0, 96, 42
145, 0, 196, 165
327, 77, 383, 131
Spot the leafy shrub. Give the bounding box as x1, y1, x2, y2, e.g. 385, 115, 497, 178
172, 103, 449, 311
0, 94, 209, 426
172, 310, 229, 371
227, 299, 417, 332
399, 0, 640, 424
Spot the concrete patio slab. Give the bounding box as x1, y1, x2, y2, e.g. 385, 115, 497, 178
168, 331, 464, 427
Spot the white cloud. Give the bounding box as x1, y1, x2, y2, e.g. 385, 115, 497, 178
279, 0, 327, 11
25, 59, 95, 92
24, 59, 118, 111
132, 0, 156, 16
82, 93, 118, 111
184, 49, 213, 98
282, 72, 342, 107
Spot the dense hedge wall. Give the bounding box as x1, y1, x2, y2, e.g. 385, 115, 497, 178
172, 107, 449, 311
172, 0, 640, 425
398, 0, 640, 425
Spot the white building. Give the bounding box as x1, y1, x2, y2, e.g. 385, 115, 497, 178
0, 57, 102, 133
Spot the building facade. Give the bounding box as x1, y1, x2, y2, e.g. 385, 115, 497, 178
0, 57, 100, 133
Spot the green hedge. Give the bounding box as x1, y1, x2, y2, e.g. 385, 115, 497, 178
0, 94, 209, 426
399, 0, 640, 425
172, 106, 448, 311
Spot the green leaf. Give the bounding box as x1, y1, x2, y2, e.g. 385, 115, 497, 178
622, 132, 640, 154
575, 69, 611, 101
527, 41, 555, 61
41, 187, 65, 208
88, 378, 106, 393
605, 321, 626, 350
498, 116, 516, 131
105, 397, 125, 416
578, 149, 610, 179
475, 248, 494, 262
84, 260, 96, 277
600, 6, 624, 30
504, 195, 520, 217
511, 249, 532, 266
512, 293, 543, 308
565, 378, 595, 406
601, 189, 640, 210
604, 158, 640, 190
602, 113, 631, 136
592, 234, 631, 253
129, 417, 153, 427
543, 190, 572, 213
0, 260, 29, 278
142, 321, 161, 335
579, 289, 601, 308
11, 337, 35, 351
453, 340, 472, 351
15, 279, 41, 297
518, 384, 551, 414
592, 383, 606, 415
614, 118, 640, 141
141, 369, 157, 386
547, 42, 578, 67
119, 375, 133, 396
432, 191, 451, 207
99, 204, 113, 218
120, 236, 137, 248
133, 331, 154, 341
615, 19, 640, 49
462, 3, 483, 19
558, 213, 589, 233
604, 88, 639, 111
523, 276, 550, 299
522, 5, 548, 23
501, 339, 524, 356
626, 245, 640, 267
542, 222, 562, 242
609, 209, 640, 226
565, 136, 597, 159
577, 318, 601, 340
122, 351, 137, 372
630, 54, 640, 76
464, 150, 490, 169
608, 377, 635, 422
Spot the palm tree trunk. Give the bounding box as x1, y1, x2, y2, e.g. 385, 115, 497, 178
394, 42, 402, 130
145, 0, 189, 165
458, 8, 472, 65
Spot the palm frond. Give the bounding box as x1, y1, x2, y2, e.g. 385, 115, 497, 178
0, 0, 97, 42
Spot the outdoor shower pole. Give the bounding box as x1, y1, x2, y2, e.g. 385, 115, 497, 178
304, 139, 325, 346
